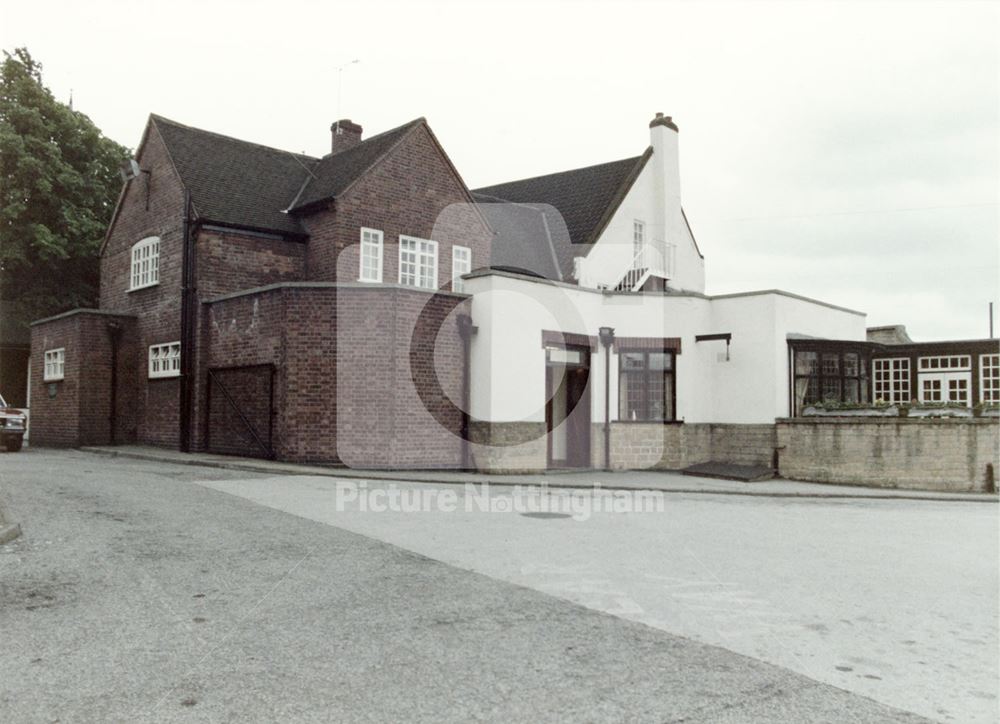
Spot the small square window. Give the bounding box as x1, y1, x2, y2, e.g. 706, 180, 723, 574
149, 342, 181, 379
44, 348, 65, 381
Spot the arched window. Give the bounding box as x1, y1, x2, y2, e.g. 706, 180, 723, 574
130, 236, 160, 290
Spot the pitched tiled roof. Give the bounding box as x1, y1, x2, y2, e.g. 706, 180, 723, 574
473, 151, 650, 279
288, 119, 424, 211
151, 115, 424, 236
152, 115, 318, 236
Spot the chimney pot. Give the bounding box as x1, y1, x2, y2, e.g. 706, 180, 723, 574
649, 113, 679, 132
330, 119, 363, 154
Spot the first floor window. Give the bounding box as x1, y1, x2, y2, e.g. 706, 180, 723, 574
979, 354, 999, 403
873, 358, 910, 404
359, 227, 383, 282
149, 342, 181, 379
130, 236, 160, 290
633, 220, 645, 254
44, 348, 65, 381
452, 245, 471, 292
399, 236, 438, 290
619, 350, 675, 421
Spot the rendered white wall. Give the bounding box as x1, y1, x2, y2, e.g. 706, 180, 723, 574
578, 121, 705, 294
465, 274, 867, 426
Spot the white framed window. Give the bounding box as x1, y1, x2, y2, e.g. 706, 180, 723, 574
399, 236, 438, 290
130, 236, 160, 291
980, 354, 1000, 403
44, 348, 65, 381
918, 372, 970, 405
633, 220, 645, 254
873, 358, 910, 404
148, 341, 181, 379
918, 355, 970, 371
451, 245, 471, 292
358, 227, 383, 282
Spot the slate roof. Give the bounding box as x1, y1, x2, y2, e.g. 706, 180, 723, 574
150, 115, 423, 237
473, 151, 650, 279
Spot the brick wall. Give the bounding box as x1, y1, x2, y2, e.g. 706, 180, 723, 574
777, 418, 1000, 492
98, 122, 186, 448
204, 283, 468, 467
196, 229, 306, 299
29, 311, 136, 447
303, 123, 492, 289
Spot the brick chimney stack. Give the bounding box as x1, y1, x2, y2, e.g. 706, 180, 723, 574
330, 119, 363, 154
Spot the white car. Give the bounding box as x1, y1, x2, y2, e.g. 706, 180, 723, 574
0, 393, 26, 452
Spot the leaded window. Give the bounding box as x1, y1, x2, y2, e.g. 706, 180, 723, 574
618, 350, 675, 421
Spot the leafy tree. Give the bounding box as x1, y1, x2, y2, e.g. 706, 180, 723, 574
0, 47, 130, 325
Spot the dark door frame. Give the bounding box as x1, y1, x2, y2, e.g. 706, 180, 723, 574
545, 344, 592, 469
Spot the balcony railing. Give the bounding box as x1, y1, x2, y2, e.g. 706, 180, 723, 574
616, 242, 675, 292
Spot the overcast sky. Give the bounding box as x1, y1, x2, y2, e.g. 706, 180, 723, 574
3, 0, 997, 340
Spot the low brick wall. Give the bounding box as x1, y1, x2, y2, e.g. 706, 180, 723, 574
776, 418, 1000, 492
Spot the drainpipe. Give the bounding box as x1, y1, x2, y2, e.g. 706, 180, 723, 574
598, 326, 615, 471
457, 313, 478, 471
179, 190, 194, 453
107, 320, 122, 445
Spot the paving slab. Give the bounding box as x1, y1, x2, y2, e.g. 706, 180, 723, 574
78, 445, 998, 502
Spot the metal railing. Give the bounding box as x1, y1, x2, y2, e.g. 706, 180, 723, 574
616, 242, 675, 291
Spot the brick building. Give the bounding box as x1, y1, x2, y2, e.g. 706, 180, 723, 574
30, 114, 489, 467
28, 112, 998, 481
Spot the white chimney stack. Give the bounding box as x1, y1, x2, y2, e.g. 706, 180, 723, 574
648, 113, 685, 272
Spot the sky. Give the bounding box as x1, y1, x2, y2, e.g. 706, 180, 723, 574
2, 0, 997, 340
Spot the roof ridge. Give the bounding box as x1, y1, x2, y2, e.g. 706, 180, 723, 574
150, 114, 318, 162
473, 154, 645, 193
321, 117, 425, 159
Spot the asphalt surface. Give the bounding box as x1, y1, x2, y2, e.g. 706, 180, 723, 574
1, 449, 938, 723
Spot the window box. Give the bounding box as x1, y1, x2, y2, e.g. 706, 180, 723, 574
802, 404, 898, 417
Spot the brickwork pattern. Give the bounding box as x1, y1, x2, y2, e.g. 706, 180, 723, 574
304, 124, 492, 291
29, 312, 137, 447
98, 123, 185, 447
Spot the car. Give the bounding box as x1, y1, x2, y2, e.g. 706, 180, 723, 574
0, 393, 27, 452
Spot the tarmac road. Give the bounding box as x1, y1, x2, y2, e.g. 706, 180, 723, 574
0, 449, 942, 723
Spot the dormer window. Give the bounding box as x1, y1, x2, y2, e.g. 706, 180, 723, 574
130, 236, 160, 291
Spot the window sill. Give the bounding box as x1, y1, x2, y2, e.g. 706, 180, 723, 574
43, 377, 64, 383
148, 373, 181, 380
128, 282, 160, 293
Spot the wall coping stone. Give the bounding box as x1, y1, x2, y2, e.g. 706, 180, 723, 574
777, 417, 999, 426
31, 308, 137, 327
205, 281, 471, 305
